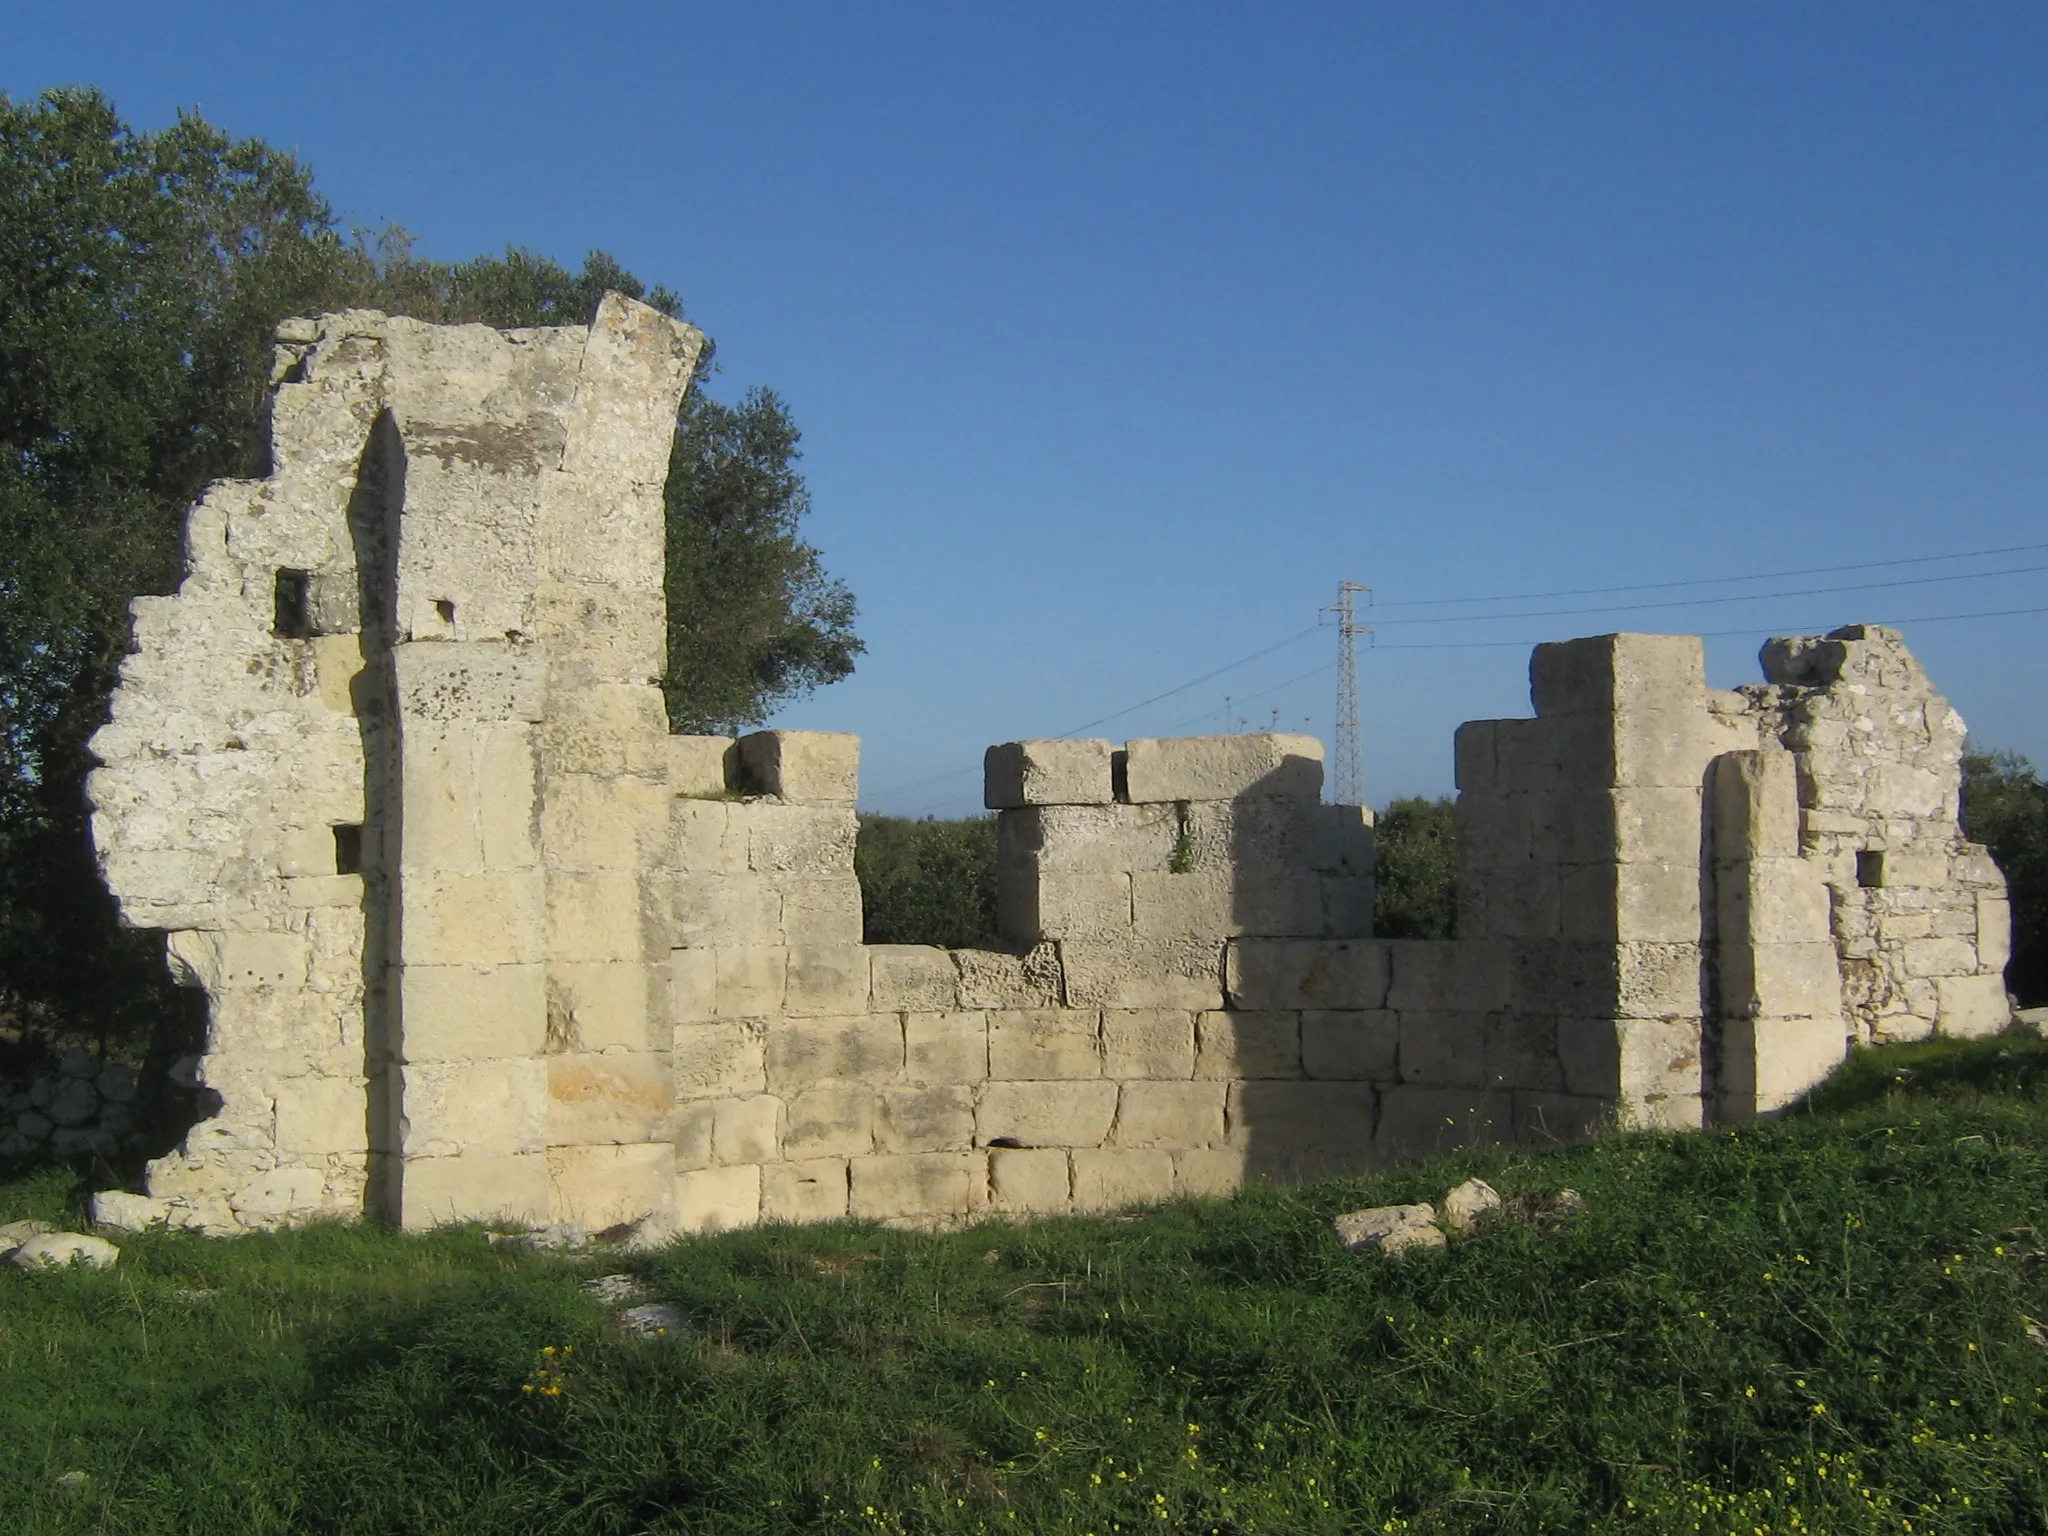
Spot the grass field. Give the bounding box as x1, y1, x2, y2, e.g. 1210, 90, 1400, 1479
5, 1034, 2048, 1534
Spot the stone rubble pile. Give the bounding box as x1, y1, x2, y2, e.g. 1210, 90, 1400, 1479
0, 1051, 144, 1163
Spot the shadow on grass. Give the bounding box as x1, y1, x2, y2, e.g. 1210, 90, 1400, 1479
1787, 1027, 2048, 1116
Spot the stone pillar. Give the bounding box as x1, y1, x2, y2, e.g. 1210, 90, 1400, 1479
1709, 748, 1847, 1118
1521, 634, 1753, 1129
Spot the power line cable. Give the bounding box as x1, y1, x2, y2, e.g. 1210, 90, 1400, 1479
1366, 562, 2048, 626
1369, 539, 2048, 610
1366, 602, 2048, 650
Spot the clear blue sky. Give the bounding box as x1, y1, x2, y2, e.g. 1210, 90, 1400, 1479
12, 3, 2046, 814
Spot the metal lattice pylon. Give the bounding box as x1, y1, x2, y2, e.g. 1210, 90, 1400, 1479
1321, 581, 1370, 805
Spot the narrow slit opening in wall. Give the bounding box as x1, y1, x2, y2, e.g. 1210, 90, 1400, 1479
434, 599, 455, 627
333, 824, 364, 876
1856, 850, 1885, 889
273, 569, 312, 639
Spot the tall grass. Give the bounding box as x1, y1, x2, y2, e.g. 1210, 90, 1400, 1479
4, 1035, 2048, 1533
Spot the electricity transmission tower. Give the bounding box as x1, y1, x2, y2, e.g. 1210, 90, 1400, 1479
1321, 581, 1370, 805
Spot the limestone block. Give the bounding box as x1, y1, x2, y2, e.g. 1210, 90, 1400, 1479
1482, 1013, 1565, 1093
1374, 1088, 1512, 1164
284, 874, 364, 908
672, 1021, 767, 1097
1322, 875, 1376, 939
670, 800, 748, 875
784, 944, 872, 1017
1226, 1082, 1378, 1176
546, 962, 657, 1053
737, 731, 859, 803
533, 582, 666, 686
1560, 861, 1699, 944
666, 735, 737, 799
1560, 788, 1705, 865
1385, 941, 1509, 1013
954, 944, 1064, 1009
715, 946, 788, 1018
1720, 942, 1843, 1021
746, 802, 857, 876
1301, 1010, 1399, 1081
400, 1152, 548, 1231
709, 1093, 785, 1164
989, 1009, 1102, 1079
1511, 943, 1619, 1018
672, 1101, 714, 1171
1130, 869, 1324, 940
988, 1147, 1071, 1212
849, 1153, 983, 1222
667, 949, 717, 1024
674, 1164, 761, 1234
402, 1059, 547, 1158
784, 1084, 876, 1158
1745, 1015, 1850, 1113
905, 1012, 989, 1083
1617, 942, 1704, 1021
765, 1014, 904, 1093
871, 946, 961, 1011
552, 771, 669, 873
999, 866, 1133, 944
1072, 1148, 1176, 1211
1101, 1009, 1196, 1079
1110, 1081, 1226, 1149
975, 1080, 1118, 1148
548, 1052, 672, 1146
1059, 939, 1224, 1010
762, 1157, 850, 1224
1225, 939, 1389, 1011
547, 1143, 673, 1232
1568, 1016, 1702, 1114
1397, 1011, 1488, 1087
1000, 802, 1177, 873
1936, 973, 2011, 1039
1195, 1011, 1301, 1078
778, 875, 865, 946
547, 868, 647, 965
1171, 1147, 1249, 1199
1454, 721, 1497, 795
983, 739, 1115, 808
166, 930, 309, 991
1493, 718, 1562, 788
1979, 894, 2013, 973
1530, 633, 1705, 718
401, 869, 544, 966
1510, 1091, 1609, 1146
1122, 734, 1323, 804
540, 684, 669, 777
274, 1076, 367, 1154
1489, 861, 1563, 941
400, 964, 547, 1061
878, 1085, 976, 1153
1710, 749, 1802, 861
393, 643, 546, 724
1902, 937, 1979, 978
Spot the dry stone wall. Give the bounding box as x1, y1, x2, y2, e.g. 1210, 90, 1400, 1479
85, 304, 2017, 1237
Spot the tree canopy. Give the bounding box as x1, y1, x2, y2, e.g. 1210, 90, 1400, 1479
0, 87, 860, 1053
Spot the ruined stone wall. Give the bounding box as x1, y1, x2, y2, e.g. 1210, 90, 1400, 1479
86, 305, 2016, 1238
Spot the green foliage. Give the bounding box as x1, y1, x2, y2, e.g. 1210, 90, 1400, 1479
1963, 748, 2048, 1006
6, 1038, 2048, 1531
1373, 794, 1458, 940
855, 815, 998, 949
0, 88, 859, 1060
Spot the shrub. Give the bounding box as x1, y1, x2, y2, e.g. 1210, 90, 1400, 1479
1962, 748, 2048, 1006
1373, 795, 1458, 940
855, 815, 998, 949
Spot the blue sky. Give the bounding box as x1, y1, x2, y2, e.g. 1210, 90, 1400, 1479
12, 3, 2046, 814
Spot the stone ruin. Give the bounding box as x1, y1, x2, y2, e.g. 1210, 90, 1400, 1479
82, 298, 2016, 1236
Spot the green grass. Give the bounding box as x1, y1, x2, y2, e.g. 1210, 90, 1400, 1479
6, 1037, 2048, 1534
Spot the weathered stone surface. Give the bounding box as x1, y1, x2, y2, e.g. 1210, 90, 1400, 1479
737, 730, 859, 804
984, 739, 1114, 808
1441, 1178, 1502, 1232
8, 1232, 120, 1270
1123, 734, 1323, 803
1332, 1204, 1443, 1256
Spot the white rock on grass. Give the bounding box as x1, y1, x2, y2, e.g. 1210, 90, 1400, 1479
90, 1191, 180, 1232
1333, 1203, 1445, 1256
0, 1218, 54, 1255
1442, 1178, 1503, 1233
582, 1273, 650, 1306
7, 1232, 119, 1269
